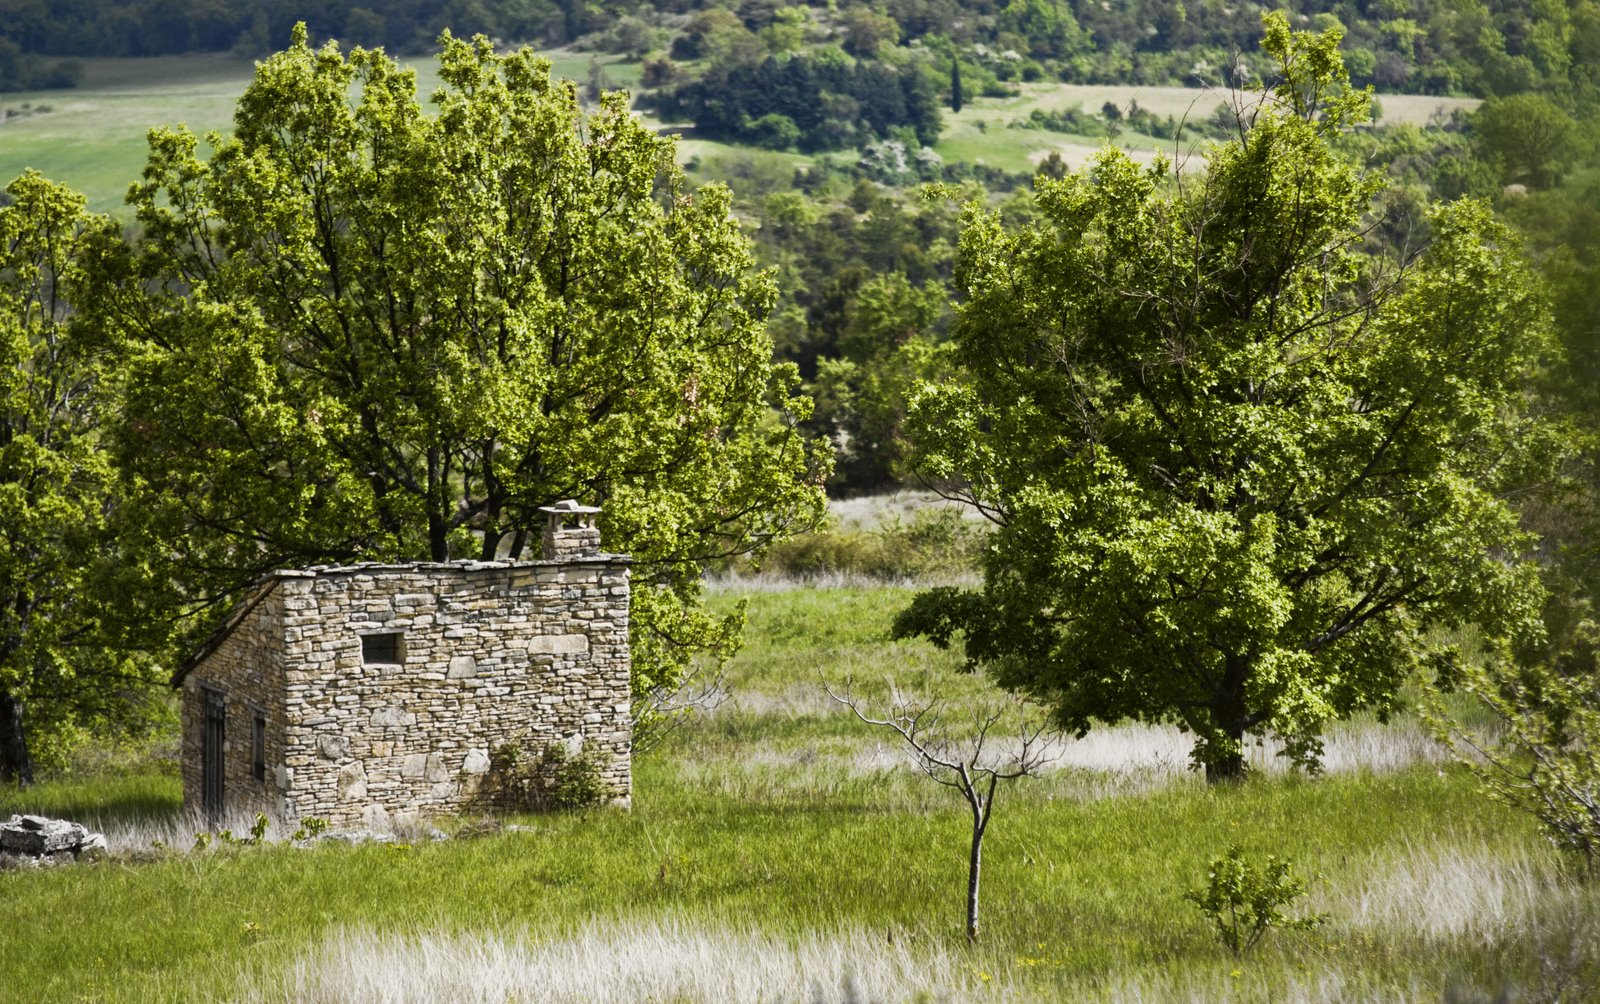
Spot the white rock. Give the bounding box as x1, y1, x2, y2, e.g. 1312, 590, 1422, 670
316, 734, 349, 760
337, 761, 368, 800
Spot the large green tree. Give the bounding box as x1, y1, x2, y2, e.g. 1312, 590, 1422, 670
92, 27, 828, 702
1, 171, 159, 784
894, 15, 1569, 780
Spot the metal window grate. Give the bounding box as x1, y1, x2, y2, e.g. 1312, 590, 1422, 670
251, 715, 266, 782
202, 688, 225, 821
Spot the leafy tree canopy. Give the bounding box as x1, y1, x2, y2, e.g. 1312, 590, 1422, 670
92, 26, 829, 702
1, 171, 162, 784
894, 13, 1571, 780
1475, 92, 1581, 190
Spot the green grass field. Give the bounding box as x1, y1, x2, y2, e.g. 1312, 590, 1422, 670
933, 81, 1481, 175
3, 585, 1594, 1002
0, 51, 641, 214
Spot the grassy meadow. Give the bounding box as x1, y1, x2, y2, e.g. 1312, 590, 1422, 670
931, 82, 1480, 175
4, 584, 1596, 1002
0, 51, 641, 214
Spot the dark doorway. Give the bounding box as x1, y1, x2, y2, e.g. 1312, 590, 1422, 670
202, 688, 226, 821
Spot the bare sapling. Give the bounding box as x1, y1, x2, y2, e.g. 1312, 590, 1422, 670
825, 678, 1059, 942
631, 665, 729, 755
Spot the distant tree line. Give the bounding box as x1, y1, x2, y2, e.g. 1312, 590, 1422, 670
5, 0, 1600, 103
0, 37, 80, 90
0, 0, 600, 57
651, 48, 943, 151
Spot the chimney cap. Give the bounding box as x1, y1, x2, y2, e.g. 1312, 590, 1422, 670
537, 499, 601, 516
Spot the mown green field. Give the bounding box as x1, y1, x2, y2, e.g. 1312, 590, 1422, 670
3, 585, 1593, 1002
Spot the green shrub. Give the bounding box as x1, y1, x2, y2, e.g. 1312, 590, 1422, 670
1011, 104, 1106, 136
749, 506, 988, 581
291, 817, 329, 842
194, 812, 270, 851
24, 694, 179, 780
1184, 846, 1325, 955
1434, 651, 1600, 864
744, 112, 801, 151
488, 739, 610, 812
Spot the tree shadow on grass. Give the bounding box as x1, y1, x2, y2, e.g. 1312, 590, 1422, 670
1, 772, 181, 826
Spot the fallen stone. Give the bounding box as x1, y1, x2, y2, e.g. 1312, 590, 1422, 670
0, 814, 105, 863
323, 829, 394, 845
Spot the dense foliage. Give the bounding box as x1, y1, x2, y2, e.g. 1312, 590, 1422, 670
0, 0, 1593, 104
0, 37, 80, 90
0, 173, 163, 784
653, 47, 943, 152
894, 16, 1570, 779
6, 0, 1600, 104
87, 28, 827, 707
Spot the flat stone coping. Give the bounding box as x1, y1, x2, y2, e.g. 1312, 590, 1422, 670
280, 555, 633, 578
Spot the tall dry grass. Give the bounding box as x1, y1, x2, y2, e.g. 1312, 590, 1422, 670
1331, 838, 1571, 943
259, 916, 997, 1004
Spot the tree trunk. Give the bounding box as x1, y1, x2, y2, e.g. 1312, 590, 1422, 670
480, 527, 503, 561
1204, 659, 1251, 784
0, 690, 34, 787
966, 815, 984, 942
1204, 748, 1246, 783
428, 511, 449, 562
1203, 707, 1249, 783
427, 447, 449, 561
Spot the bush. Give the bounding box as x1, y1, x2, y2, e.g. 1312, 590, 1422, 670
488, 738, 610, 812
1011, 104, 1105, 136
1434, 647, 1600, 864
1184, 846, 1325, 955
25, 695, 179, 780
749, 505, 987, 581
744, 112, 801, 151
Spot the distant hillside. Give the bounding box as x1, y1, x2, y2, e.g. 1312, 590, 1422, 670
4, 0, 1597, 101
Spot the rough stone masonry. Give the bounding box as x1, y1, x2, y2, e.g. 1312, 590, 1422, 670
175, 503, 631, 831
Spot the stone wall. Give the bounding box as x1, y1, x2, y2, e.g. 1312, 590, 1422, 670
180, 581, 290, 821
181, 555, 632, 831
267, 558, 632, 830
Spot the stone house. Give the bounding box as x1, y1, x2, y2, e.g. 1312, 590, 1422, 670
174, 502, 632, 831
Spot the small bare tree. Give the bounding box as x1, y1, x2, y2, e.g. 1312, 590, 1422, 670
631, 666, 728, 755
825, 679, 1059, 942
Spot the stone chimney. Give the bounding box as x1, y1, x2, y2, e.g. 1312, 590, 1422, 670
537, 499, 603, 561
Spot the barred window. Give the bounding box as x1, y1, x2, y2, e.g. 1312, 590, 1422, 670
251, 714, 266, 782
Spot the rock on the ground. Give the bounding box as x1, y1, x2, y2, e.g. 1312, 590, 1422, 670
0, 814, 106, 864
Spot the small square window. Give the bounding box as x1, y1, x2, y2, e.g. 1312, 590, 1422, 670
362, 632, 404, 665
251, 715, 266, 782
